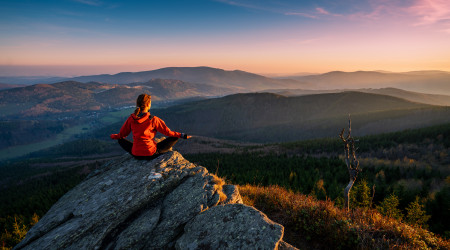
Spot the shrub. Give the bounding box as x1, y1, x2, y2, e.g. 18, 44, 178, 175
239, 184, 450, 249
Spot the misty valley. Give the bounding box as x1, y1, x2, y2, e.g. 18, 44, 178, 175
1, 67, 449, 249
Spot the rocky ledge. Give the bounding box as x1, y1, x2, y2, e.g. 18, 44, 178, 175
15, 151, 295, 250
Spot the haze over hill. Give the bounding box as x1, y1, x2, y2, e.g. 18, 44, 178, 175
266, 88, 450, 106
0, 79, 230, 118
1, 67, 449, 96
0, 83, 23, 90
287, 70, 450, 95
66, 67, 306, 92
157, 92, 450, 142
1, 66, 450, 158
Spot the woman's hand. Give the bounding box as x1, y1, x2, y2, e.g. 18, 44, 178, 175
110, 134, 120, 140
181, 133, 192, 139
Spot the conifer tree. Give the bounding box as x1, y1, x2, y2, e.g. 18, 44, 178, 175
405, 196, 430, 228
377, 193, 403, 220
351, 179, 371, 209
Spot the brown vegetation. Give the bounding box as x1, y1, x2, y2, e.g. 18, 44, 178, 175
239, 184, 450, 249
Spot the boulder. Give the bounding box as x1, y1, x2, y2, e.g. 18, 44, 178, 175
176, 203, 283, 249
15, 151, 294, 250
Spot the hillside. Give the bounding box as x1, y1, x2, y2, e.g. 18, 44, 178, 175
0, 83, 23, 90
0, 79, 229, 118
359, 88, 450, 106
1, 128, 449, 248
67, 66, 306, 91
156, 91, 450, 142
289, 70, 450, 95
3, 68, 449, 96
265, 87, 450, 106
0, 76, 66, 85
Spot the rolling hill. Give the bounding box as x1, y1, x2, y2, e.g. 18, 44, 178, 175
3, 68, 449, 96
67, 66, 307, 91
0, 83, 23, 90
0, 76, 66, 85
155, 92, 450, 142
265, 87, 450, 106
0, 79, 231, 118
287, 70, 450, 95
358, 88, 450, 106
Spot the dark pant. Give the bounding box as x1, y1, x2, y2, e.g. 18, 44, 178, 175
118, 137, 179, 160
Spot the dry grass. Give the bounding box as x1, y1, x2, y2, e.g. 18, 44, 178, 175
210, 173, 225, 186
239, 184, 450, 250
209, 173, 228, 204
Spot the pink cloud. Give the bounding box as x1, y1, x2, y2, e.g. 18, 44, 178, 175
315, 7, 343, 18
285, 7, 343, 19
407, 0, 450, 25
316, 7, 330, 15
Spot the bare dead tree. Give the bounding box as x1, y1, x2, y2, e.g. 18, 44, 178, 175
339, 115, 361, 211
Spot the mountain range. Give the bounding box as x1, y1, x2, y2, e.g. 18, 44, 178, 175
0, 83, 23, 90
67, 66, 304, 91
0, 79, 231, 118
1, 67, 450, 95
287, 70, 450, 95
1, 66, 450, 155
0, 67, 306, 91
266, 87, 450, 106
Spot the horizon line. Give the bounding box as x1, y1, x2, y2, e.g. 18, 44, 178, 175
1, 65, 450, 78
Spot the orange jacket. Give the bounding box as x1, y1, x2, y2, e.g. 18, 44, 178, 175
110, 113, 181, 156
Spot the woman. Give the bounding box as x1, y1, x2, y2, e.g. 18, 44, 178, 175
110, 93, 191, 160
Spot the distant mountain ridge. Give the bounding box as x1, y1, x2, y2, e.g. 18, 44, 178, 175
288, 70, 450, 95
1, 67, 449, 95
68, 66, 306, 91
0, 79, 230, 117
0, 83, 23, 90
265, 87, 450, 106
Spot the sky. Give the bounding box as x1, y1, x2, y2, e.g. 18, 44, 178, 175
1, 0, 450, 76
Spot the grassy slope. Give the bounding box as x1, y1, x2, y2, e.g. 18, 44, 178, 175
240, 184, 449, 249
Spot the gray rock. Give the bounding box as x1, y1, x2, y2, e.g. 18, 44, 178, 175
15, 151, 292, 250
176, 204, 284, 250
222, 184, 243, 204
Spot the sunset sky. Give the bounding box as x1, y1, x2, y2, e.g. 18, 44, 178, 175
1, 0, 450, 76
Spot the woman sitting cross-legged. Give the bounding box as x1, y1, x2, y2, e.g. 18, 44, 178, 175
110, 93, 191, 160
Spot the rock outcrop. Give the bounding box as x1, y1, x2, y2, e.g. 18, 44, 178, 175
15, 151, 294, 250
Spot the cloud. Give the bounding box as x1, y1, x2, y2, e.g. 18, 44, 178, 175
316, 7, 330, 15
315, 7, 344, 18
214, 0, 271, 12
72, 0, 102, 6
216, 0, 450, 33
407, 0, 450, 25
285, 12, 317, 19
285, 7, 343, 19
